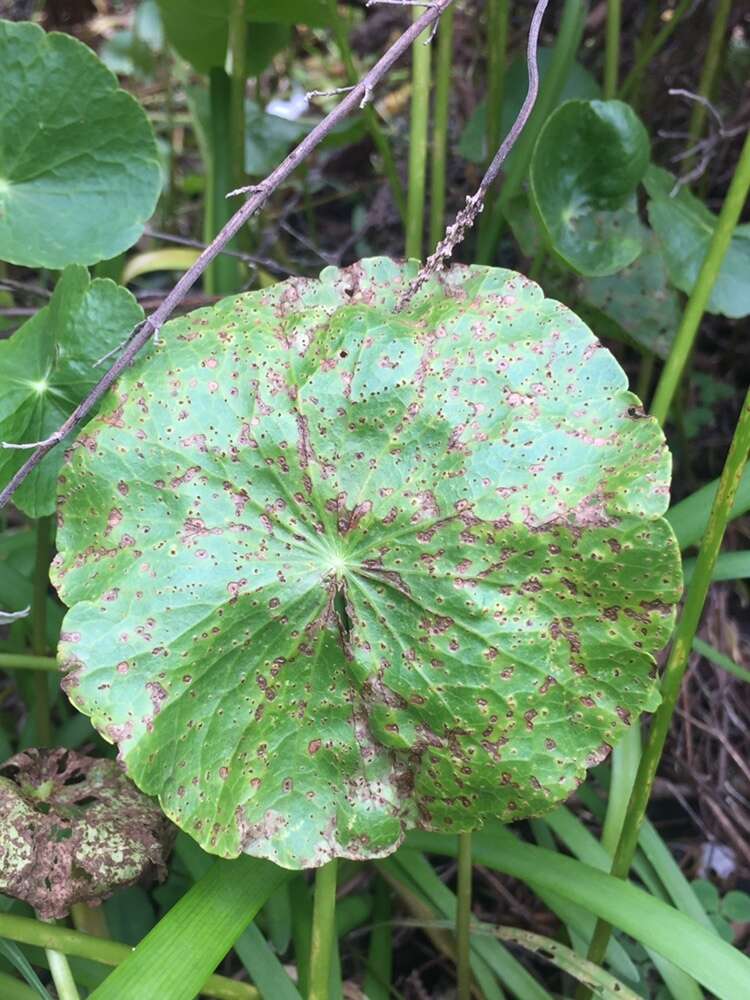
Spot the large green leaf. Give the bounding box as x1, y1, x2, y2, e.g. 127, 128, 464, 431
530, 100, 650, 277
0, 266, 144, 518
156, 0, 329, 74
0, 20, 161, 269
52, 258, 681, 869
644, 165, 750, 319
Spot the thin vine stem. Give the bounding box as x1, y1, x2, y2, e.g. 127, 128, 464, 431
308, 859, 338, 1000
456, 831, 473, 1000
685, 0, 732, 157
31, 515, 52, 745
583, 384, 750, 976
429, 2, 454, 250
650, 126, 750, 425
604, 0, 621, 99
0, 0, 455, 512
619, 0, 694, 102
0, 653, 58, 671
405, 6, 433, 259
227, 0, 247, 195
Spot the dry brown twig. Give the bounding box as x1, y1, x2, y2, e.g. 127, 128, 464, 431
0, 0, 550, 509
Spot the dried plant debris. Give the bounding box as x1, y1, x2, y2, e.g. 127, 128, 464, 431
0, 748, 173, 919
52, 257, 682, 869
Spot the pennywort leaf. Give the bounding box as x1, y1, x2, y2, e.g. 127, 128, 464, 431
0, 20, 161, 268
0, 266, 144, 518
52, 258, 681, 868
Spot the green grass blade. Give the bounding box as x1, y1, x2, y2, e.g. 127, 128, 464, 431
0, 970, 39, 1000
363, 876, 392, 1000
666, 466, 750, 550
692, 637, 750, 684
90, 856, 289, 1000
683, 549, 750, 584
233, 924, 301, 1000
638, 820, 715, 932
406, 830, 750, 1000
0, 939, 50, 999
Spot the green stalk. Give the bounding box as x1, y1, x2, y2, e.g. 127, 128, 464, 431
584, 384, 750, 974
429, 3, 454, 250
31, 515, 52, 745
619, 0, 693, 102
328, 0, 405, 223
650, 127, 750, 425
363, 875, 392, 1000
205, 68, 239, 294
455, 832, 473, 1000
405, 8, 432, 260
308, 860, 338, 1000
477, 0, 587, 263
46, 935, 81, 1000
227, 0, 247, 195
486, 0, 510, 155
685, 0, 732, 154
692, 637, 750, 685
0, 653, 58, 671
0, 913, 258, 1000
604, 0, 621, 99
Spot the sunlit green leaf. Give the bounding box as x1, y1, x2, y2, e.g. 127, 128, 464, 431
644, 165, 750, 319
0, 266, 143, 518
530, 100, 650, 277
53, 258, 680, 868
0, 20, 161, 268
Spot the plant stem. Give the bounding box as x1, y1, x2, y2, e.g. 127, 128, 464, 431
604, 0, 621, 99
363, 876, 392, 1000
328, 0, 406, 223
46, 937, 80, 1000
619, 0, 693, 102
227, 0, 247, 195
0, 913, 259, 1000
455, 832, 473, 1000
0, 653, 58, 671
429, 3, 454, 250
476, 0, 586, 263
32, 515, 52, 745
486, 0, 510, 155
584, 384, 750, 975
71, 902, 109, 939
405, 7, 432, 259
685, 0, 732, 155
308, 860, 338, 1000
650, 127, 750, 425
206, 68, 239, 294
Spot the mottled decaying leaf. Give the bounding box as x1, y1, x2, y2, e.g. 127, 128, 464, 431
0, 748, 173, 919
0, 265, 144, 518
530, 100, 650, 277
52, 258, 681, 869
0, 20, 161, 268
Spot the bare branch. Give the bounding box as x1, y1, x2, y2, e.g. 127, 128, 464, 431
0, 0, 456, 511
398, 0, 550, 307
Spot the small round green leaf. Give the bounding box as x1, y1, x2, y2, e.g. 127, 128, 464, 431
0, 265, 144, 517
52, 259, 681, 869
0, 20, 161, 268
530, 100, 650, 277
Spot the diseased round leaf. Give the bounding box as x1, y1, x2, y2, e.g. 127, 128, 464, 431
530, 100, 650, 277
52, 258, 681, 869
0, 748, 173, 919
0, 265, 144, 518
0, 20, 161, 268
644, 165, 750, 320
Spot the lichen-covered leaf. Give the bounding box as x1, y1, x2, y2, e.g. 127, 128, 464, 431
52, 258, 681, 869
0, 748, 173, 919
530, 100, 650, 277
0, 20, 161, 268
0, 265, 144, 518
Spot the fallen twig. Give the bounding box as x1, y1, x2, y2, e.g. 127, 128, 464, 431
398, 0, 550, 308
